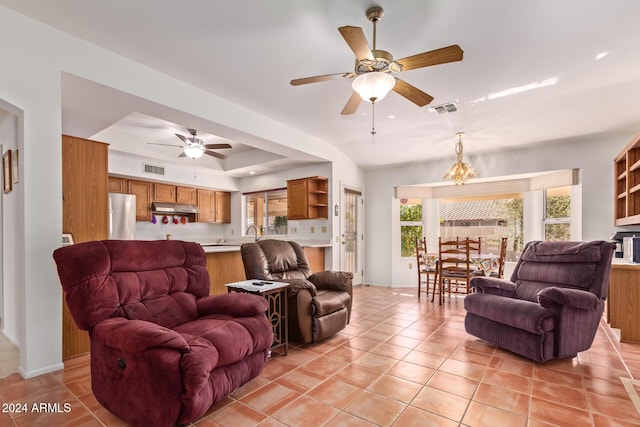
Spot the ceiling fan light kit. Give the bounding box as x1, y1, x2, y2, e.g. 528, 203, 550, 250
183, 145, 204, 159
352, 71, 396, 102
443, 132, 477, 185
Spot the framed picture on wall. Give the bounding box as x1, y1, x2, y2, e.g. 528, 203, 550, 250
2, 149, 12, 194
12, 149, 18, 184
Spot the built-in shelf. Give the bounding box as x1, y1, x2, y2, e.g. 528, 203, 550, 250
287, 176, 329, 219
614, 132, 640, 226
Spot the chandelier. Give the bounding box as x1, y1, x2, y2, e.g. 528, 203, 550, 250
443, 132, 477, 185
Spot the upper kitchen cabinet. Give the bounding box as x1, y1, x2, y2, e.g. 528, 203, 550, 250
197, 189, 231, 223
128, 180, 152, 221
215, 191, 231, 223
615, 132, 640, 226
287, 176, 329, 219
154, 183, 176, 203
108, 176, 127, 193
177, 186, 197, 205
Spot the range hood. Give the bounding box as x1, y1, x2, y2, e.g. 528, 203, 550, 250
152, 202, 199, 214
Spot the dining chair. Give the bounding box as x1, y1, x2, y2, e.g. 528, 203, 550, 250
415, 237, 439, 301
438, 237, 473, 301
463, 237, 482, 256
495, 236, 508, 278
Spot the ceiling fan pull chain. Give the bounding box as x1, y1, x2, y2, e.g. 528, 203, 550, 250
371, 102, 376, 137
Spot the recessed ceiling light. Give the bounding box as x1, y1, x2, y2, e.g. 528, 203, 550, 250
249, 171, 255, 175
387, 115, 395, 119
595, 51, 609, 60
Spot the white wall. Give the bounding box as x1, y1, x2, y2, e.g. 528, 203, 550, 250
365, 133, 627, 286
0, 6, 363, 378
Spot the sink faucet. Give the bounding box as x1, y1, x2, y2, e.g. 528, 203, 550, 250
246, 225, 260, 241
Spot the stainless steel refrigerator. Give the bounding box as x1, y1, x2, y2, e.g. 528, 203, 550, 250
109, 193, 136, 239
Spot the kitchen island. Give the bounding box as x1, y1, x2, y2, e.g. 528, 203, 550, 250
199, 239, 331, 294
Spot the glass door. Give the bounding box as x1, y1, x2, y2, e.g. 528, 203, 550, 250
341, 187, 363, 285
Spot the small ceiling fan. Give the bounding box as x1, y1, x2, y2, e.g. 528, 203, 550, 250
148, 128, 232, 159
290, 5, 464, 115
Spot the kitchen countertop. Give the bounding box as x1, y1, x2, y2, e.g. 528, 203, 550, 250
198, 238, 332, 253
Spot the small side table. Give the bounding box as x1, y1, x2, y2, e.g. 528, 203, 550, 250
225, 280, 289, 355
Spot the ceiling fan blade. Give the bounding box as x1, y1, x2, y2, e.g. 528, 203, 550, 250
175, 133, 188, 143
178, 152, 187, 158
204, 143, 232, 149
341, 91, 362, 115
393, 78, 434, 107
338, 26, 374, 60
204, 150, 227, 160
148, 142, 182, 147
290, 72, 352, 86
397, 45, 464, 71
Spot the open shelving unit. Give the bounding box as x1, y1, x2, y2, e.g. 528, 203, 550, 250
287, 176, 329, 220
614, 132, 640, 226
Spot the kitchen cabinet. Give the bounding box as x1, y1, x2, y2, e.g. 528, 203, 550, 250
215, 191, 231, 223
128, 180, 152, 221
197, 189, 231, 223
614, 132, 640, 225
287, 176, 329, 219
154, 183, 176, 202
177, 186, 197, 205
608, 262, 640, 343
108, 176, 127, 193
197, 189, 214, 222
62, 134, 109, 359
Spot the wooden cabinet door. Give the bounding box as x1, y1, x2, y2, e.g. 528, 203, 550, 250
215, 191, 231, 223
62, 135, 109, 359
154, 183, 176, 202
108, 176, 127, 193
62, 135, 109, 243
197, 189, 214, 222
128, 180, 152, 221
287, 179, 309, 219
177, 186, 197, 205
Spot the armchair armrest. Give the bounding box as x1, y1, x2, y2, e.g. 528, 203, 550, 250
470, 277, 516, 297
537, 287, 601, 311
281, 278, 317, 297
308, 271, 353, 292
92, 318, 190, 353
197, 293, 268, 317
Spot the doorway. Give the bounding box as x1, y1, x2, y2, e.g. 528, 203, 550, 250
340, 186, 363, 285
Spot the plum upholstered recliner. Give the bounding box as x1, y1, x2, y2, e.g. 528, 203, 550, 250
241, 240, 353, 344
53, 240, 273, 427
464, 240, 615, 363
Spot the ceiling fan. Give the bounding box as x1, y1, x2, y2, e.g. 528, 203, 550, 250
148, 128, 232, 159
290, 5, 464, 115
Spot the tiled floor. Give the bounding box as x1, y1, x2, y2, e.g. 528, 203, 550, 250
0, 333, 19, 378
1, 285, 640, 426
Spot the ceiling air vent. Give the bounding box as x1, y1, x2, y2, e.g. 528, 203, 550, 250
429, 100, 459, 115
143, 163, 165, 176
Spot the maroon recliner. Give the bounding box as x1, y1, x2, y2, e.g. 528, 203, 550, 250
53, 240, 273, 427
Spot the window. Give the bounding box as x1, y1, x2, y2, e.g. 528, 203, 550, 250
400, 198, 423, 257
543, 186, 571, 241
245, 189, 288, 236
439, 195, 523, 261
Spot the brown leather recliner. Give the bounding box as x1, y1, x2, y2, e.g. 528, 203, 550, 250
241, 239, 353, 344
